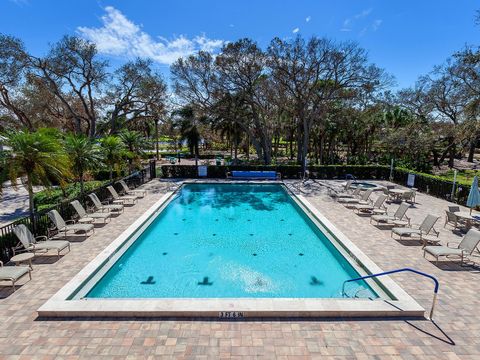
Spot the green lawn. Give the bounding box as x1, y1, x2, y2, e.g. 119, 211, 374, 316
437, 170, 479, 186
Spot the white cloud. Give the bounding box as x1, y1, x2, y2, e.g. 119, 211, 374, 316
77, 6, 225, 65
292, 27, 300, 34
354, 8, 372, 19
305, 16, 311, 23
372, 19, 383, 31
340, 8, 373, 32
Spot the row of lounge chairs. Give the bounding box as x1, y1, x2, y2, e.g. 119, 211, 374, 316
0, 180, 146, 291
331, 181, 480, 266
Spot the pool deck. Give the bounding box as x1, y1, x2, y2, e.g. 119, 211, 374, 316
1, 179, 479, 358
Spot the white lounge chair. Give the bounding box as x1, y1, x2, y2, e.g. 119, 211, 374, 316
119, 180, 146, 198
0, 261, 31, 292
13, 224, 70, 259
424, 229, 480, 265
70, 200, 111, 224
391, 214, 439, 240
353, 194, 387, 214
339, 188, 373, 206
107, 186, 137, 205
371, 202, 410, 226
88, 193, 124, 213
331, 185, 360, 199
47, 210, 94, 239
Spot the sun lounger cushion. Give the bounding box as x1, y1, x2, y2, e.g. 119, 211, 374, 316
33, 240, 70, 252
391, 228, 422, 237
371, 214, 394, 223
66, 223, 94, 233
0, 266, 29, 281
424, 246, 463, 257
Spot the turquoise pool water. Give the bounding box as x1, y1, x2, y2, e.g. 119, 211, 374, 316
86, 184, 377, 299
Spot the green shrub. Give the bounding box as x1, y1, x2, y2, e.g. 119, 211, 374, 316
34, 180, 107, 210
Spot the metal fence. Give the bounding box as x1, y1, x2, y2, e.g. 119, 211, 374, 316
0, 161, 156, 263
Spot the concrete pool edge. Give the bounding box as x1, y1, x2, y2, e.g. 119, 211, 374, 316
38, 180, 425, 318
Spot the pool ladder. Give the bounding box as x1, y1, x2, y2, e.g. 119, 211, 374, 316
342, 268, 439, 320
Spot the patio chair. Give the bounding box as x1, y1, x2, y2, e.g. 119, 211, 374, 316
448, 206, 460, 213
118, 180, 146, 198
401, 190, 416, 204
371, 202, 410, 226
424, 228, 480, 265
47, 210, 94, 239
391, 214, 440, 240
88, 193, 124, 213
70, 200, 111, 224
444, 210, 465, 230
13, 224, 70, 259
0, 261, 31, 292
353, 194, 387, 214
339, 188, 373, 206
331, 185, 360, 199
107, 186, 137, 205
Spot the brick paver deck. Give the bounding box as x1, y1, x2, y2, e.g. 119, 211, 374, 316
0, 179, 479, 359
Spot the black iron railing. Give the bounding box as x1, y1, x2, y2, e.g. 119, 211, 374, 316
0, 163, 155, 262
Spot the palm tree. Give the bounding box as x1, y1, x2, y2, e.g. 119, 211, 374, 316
119, 129, 147, 173
99, 135, 125, 180
0, 129, 71, 217
64, 134, 103, 195
172, 106, 202, 166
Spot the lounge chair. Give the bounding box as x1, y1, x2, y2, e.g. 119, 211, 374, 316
424, 228, 480, 265
107, 185, 137, 205
70, 200, 111, 224
88, 193, 124, 213
0, 261, 31, 291
444, 210, 465, 230
331, 186, 360, 199
12, 224, 70, 259
343, 180, 353, 191
339, 188, 373, 206
119, 180, 146, 198
391, 214, 440, 240
353, 194, 387, 214
371, 202, 410, 226
47, 210, 94, 239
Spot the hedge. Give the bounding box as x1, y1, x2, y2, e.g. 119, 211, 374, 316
159, 164, 473, 205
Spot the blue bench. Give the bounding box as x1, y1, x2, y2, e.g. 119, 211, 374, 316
227, 171, 281, 180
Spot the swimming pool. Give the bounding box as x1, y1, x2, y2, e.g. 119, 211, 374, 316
86, 183, 376, 299
39, 181, 424, 318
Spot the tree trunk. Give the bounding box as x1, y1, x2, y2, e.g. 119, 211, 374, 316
155, 120, 159, 160
80, 171, 85, 196
194, 141, 199, 167
468, 138, 476, 163
25, 173, 37, 234
448, 138, 455, 168
301, 117, 309, 174
318, 135, 324, 165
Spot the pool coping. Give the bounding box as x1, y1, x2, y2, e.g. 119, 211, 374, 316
38, 181, 425, 318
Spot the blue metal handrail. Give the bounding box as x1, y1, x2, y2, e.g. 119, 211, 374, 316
342, 268, 439, 320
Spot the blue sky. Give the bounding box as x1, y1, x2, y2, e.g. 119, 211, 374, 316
1, 0, 478, 89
